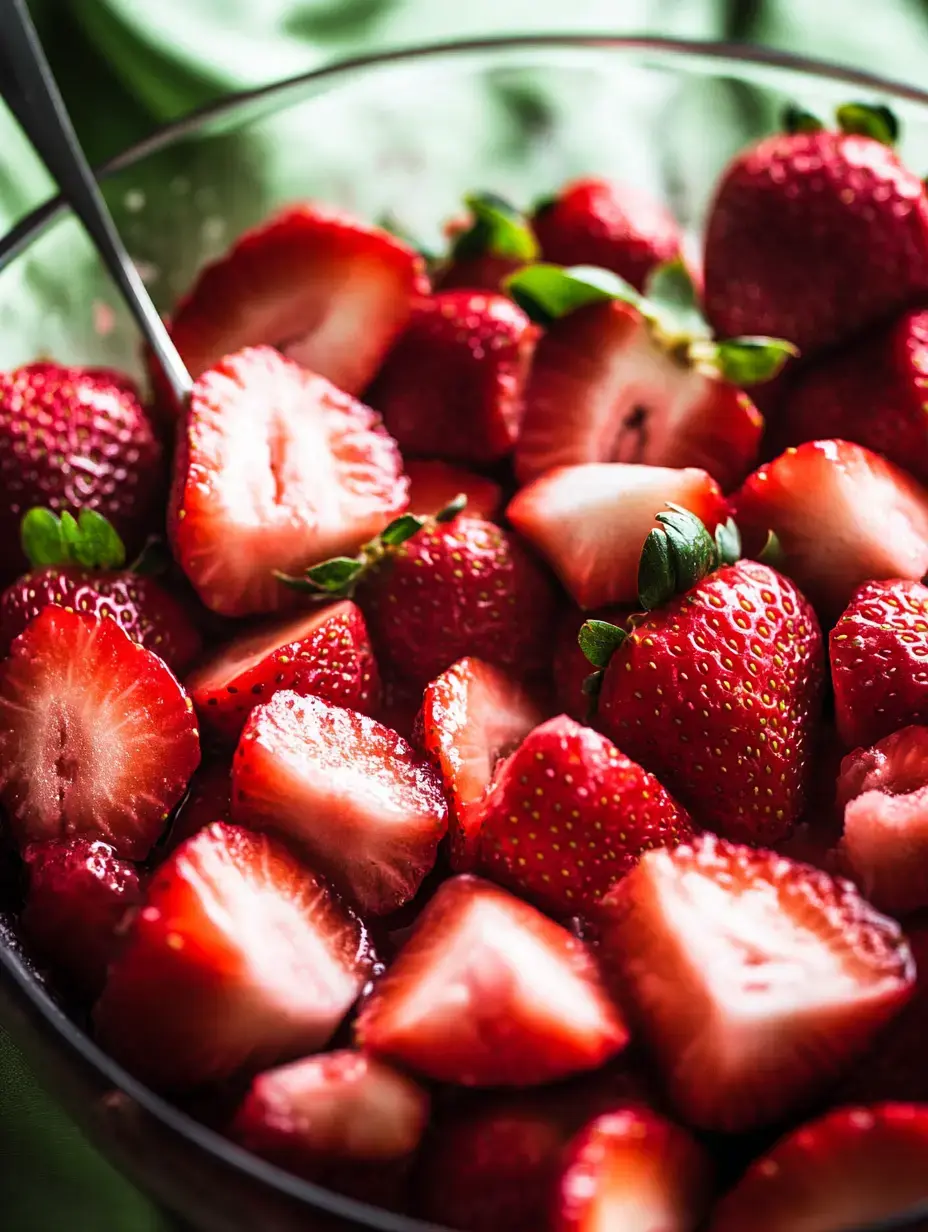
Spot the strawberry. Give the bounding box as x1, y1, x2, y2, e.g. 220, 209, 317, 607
355, 874, 629, 1086
708, 1103, 928, 1232
187, 599, 379, 744
20, 839, 142, 996
552, 604, 629, 721
0, 508, 202, 673
774, 308, 928, 485
168, 346, 408, 618
509, 262, 787, 490
415, 656, 545, 871
94, 822, 377, 1088
774, 724, 845, 874
703, 105, 928, 357
232, 692, 447, 914
589, 507, 823, 844
404, 459, 502, 521
0, 362, 163, 574
366, 291, 537, 465
553, 1108, 712, 1232
164, 759, 232, 853
476, 715, 693, 917
165, 203, 426, 400
507, 463, 727, 610
0, 606, 200, 859
532, 178, 685, 291
598, 834, 915, 1132
836, 726, 928, 916
830, 579, 928, 749
732, 440, 928, 625
435, 192, 539, 293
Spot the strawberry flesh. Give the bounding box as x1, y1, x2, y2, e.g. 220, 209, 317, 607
404, 459, 503, 521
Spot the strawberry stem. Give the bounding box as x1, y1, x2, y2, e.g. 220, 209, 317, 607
835, 101, 898, 145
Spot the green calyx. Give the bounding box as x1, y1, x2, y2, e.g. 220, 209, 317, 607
782, 100, 899, 145
451, 192, 539, 263
21, 507, 126, 571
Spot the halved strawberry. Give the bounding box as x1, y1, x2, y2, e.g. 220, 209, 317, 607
355, 874, 629, 1087
232, 692, 447, 914
165, 203, 427, 400
553, 1108, 712, 1232
507, 464, 726, 609
0, 606, 200, 859
416, 657, 545, 871
168, 346, 408, 617
94, 822, 376, 1088
732, 440, 928, 624
404, 459, 502, 521
708, 1104, 928, 1232
836, 726, 928, 915
598, 834, 915, 1132
187, 600, 380, 743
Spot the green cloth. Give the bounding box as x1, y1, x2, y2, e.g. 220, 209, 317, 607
4, 0, 928, 1227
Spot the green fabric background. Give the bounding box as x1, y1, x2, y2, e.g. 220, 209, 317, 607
5, 0, 928, 1227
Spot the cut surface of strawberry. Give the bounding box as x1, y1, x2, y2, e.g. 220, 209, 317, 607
416, 657, 544, 872
507, 463, 726, 609
166, 203, 426, 399
187, 600, 379, 743
232, 692, 447, 915
356, 874, 628, 1087
598, 835, 915, 1132
0, 606, 200, 859
169, 346, 408, 618
94, 822, 376, 1088
708, 1103, 928, 1232
404, 459, 502, 521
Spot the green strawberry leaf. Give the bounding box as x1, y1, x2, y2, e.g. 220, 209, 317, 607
758, 528, 786, 568
638, 525, 677, 612
690, 336, 798, 386
20, 508, 66, 567
639, 505, 721, 610
380, 513, 427, 547
452, 191, 539, 263
305, 557, 366, 593
505, 262, 640, 326
434, 493, 468, 523
578, 619, 627, 669
714, 517, 742, 566
836, 101, 899, 145
782, 103, 824, 134
21, 507, 126, 570
72, 509, 126, 569
643, 258, 711, 343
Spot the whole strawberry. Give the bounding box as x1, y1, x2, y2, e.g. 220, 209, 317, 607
704, 103, 928, 356
0, 362, 164, 576
585, 507, 823, 843
0, 509, 202, 674
435, 192, 539, 293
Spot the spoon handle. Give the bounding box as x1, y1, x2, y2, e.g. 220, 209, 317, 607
0, 0, 192, 403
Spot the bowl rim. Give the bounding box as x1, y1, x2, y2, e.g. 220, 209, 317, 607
2, 31, 928, 1232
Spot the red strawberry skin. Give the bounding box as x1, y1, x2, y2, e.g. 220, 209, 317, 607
0, 566, 202, 674
20, 838, 142, 996
367, 291, 537, 465
704, 130, 928, 357
0, 364, 163, 575
830, 579, 928, 749
477, 715, 694, 918
597, 561, 823, 844
363, 515, 558, 689
533, 178, 684, 291
404, 459, 503, 522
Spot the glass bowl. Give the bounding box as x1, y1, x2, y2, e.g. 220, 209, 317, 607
2, 34, 928, 1232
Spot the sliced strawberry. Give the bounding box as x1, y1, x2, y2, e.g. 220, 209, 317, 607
476, 715, 693, 917
732, 440, 928, 624
0, 606, 200, 859
404, 459, 503, 521
21, 839, 142, 996
507, 463, 726, 609
355, 874, 629, 1087
94, 822, 376, 1088
552, 604, 630, 722
163, 759, 233, 854
232, 692, 447, 914
416, 657, 545, 871
166, 203, 426, 400
598, 834, 915, 1132
708, 1103, 928, 1232
187, 599, 380, 743
514, 301, 762, 490
553, 1108, 712, 1232
169, 346, 408, 617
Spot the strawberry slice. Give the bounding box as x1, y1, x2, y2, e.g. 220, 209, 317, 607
169, 346, 408, 617
732, 440, 928, 624
709, 1104, 928, 1232
232, 692, 447, 915
404, 459, 503, 521
598, 834, 915, 1132
166, 203, 427, 400
507, 464, 726, 609
355, 874, 629, 1086
187, 599, 380, 743
94, 822, 376, 1088
0, 606, 200, 859
416, 657, 545, 872
553, 1108, 712, 1232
